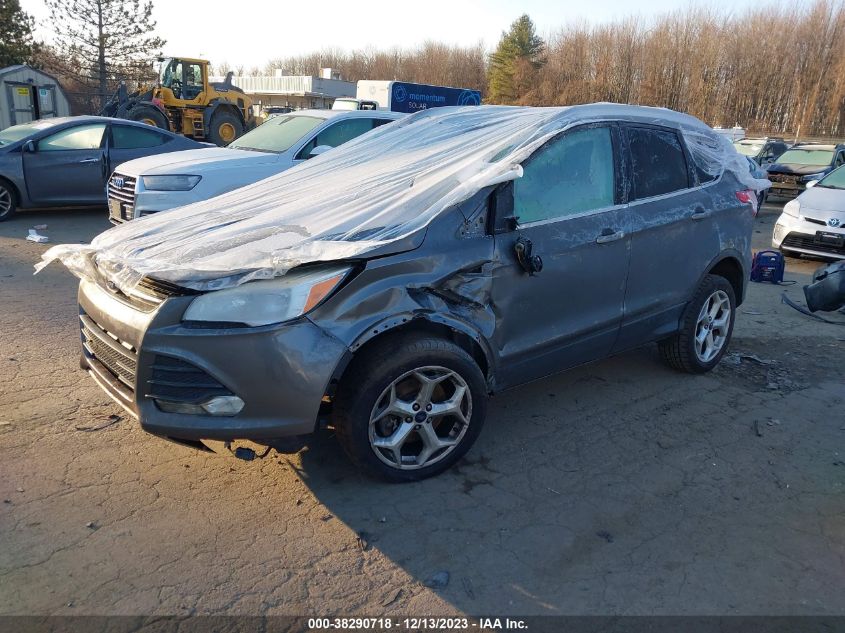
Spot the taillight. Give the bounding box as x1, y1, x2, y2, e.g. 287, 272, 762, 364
736, 190, 758, 216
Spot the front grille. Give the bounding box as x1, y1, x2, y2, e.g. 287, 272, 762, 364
107, 173, 137, 223
769, 173, 800, 184
80, 314, 137, 390
95, 274, 195, 313
782, 233, 845, 256
146, 355, 233, 404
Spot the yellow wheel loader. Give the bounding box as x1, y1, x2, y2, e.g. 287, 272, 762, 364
101, 57, 256, 146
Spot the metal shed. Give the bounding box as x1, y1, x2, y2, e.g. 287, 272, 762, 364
0, 65, 71, 130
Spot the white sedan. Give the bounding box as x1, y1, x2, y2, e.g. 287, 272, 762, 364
773, 165, 845, 259
107, 109, 403, 223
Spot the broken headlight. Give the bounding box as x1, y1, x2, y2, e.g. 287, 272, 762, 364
182, 266, 350, 327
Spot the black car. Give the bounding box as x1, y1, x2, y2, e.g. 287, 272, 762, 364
0, 116, 206, 221
733, 137, 788, 166
766, 143, 845, 199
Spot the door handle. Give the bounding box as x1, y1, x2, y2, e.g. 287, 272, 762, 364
690, 208, 712, 220
596, 229, 624, 244
78, 157, 99, 164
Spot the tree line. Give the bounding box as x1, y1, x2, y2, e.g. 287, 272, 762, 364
3, 0, 844, 136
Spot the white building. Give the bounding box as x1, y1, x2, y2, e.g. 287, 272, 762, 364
210, 68, 355, 115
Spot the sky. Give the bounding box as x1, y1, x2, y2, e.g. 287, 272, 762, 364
21, 0, 765, 70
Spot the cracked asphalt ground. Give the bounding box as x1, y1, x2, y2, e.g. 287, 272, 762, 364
1, 201, 843, 617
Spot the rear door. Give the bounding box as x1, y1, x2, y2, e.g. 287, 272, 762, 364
108, 124, 175, 172
614, 124, 720, 350
23, 123, 107, 205
490, 123, 631, 388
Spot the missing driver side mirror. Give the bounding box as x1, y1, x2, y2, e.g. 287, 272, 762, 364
23, 140, 36, 153
490, 181, 517, 234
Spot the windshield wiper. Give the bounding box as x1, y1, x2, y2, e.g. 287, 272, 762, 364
229, 146, 279, 154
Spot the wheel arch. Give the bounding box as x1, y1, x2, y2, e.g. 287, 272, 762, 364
0, 175, 22, 207
704, 252, 746, 306
327, 315, 495, 400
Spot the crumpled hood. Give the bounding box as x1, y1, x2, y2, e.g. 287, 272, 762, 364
767, 163, 831, 176
37, 104, 767, 294
117, 147, 279, 177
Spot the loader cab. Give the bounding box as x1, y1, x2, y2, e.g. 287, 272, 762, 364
158, 57, 207, 104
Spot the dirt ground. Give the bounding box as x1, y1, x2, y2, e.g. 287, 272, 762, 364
0, 201, 843, 617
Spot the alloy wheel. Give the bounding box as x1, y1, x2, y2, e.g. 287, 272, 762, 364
0, 185, 11, 217
368, 366, 472, 470
694, 290, 731, 363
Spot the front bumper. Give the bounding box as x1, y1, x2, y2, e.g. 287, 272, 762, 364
773, 213, 845, 260
78, 279, 348, 442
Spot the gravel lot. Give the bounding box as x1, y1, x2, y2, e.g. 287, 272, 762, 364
1, 201, 843, 616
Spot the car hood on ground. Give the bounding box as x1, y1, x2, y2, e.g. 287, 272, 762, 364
117, 147, 281, 177
767, 163, 832, 176
797, 185, 845, 214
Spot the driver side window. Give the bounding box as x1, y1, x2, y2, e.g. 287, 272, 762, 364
514, 126, 616, 224
38, 124, 106, 151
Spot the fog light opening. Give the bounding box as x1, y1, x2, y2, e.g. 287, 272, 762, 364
155, 395, 245, 416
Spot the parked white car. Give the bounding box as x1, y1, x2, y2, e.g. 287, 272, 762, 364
107, 109, 403, 223
773, 165, 845, 259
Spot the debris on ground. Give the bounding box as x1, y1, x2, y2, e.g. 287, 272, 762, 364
596, 530, 615, 543
26, 229, 49, 243
381, 588, 402, 607
804, 261, 845, 313
357, 531, 373, 551
425, 571, 450, 588
74, 414, 122, 432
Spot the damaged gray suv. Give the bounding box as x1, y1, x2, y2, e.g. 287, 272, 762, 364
43, 105, 764, 481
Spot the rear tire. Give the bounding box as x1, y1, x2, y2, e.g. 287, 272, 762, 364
207, 109, 243, 146
127, 105, 169, 130
333, 335, 487, 482
0, 178, 17, 222
659, 274, 736, 374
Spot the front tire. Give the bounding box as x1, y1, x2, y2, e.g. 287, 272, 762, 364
208, 109, 243, 146
659, 274, 736, 374
127, 105, 169, 130
0, 178, 17, 222
333, 335, 487, 482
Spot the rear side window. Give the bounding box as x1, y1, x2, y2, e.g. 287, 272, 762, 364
514, 126, 615, 224
627, 127, 690, 200
112, 125, 169, 149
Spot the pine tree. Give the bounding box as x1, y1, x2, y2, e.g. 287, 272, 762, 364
44, 0, 165, 105
0, 0, 38, 67
487, 15, 546, 104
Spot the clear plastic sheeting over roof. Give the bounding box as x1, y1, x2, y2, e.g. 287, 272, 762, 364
38, 104, 768, 293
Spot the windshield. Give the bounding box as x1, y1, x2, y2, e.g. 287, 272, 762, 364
735, 142, 763, 157
228, 115, 323, 153
777, 148, 835, 166
0, 121, 49, 146
817, 165, 845, 190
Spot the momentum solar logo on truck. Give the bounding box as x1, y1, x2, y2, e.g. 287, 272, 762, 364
390, 82, 480, 113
